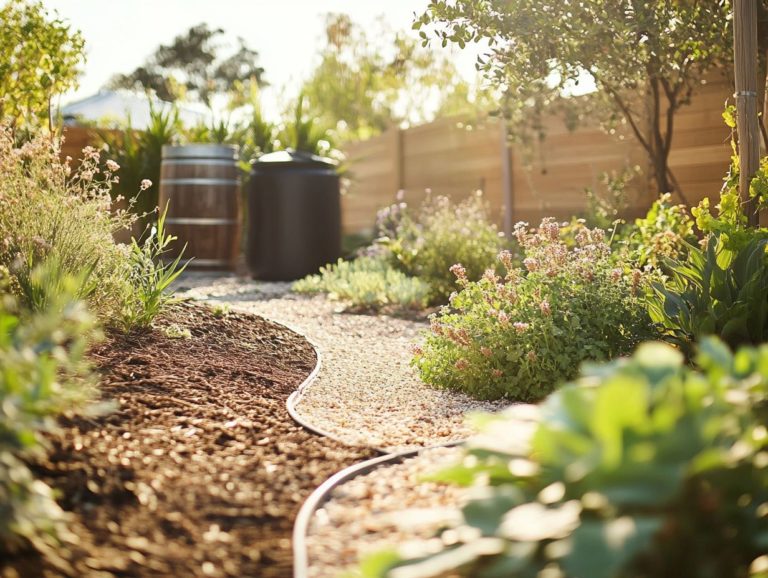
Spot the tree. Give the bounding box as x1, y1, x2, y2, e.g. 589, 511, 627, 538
415, 0, 737, 199
0, 0, 84, 132
300, 13, 472, 141
108, 24, 265, 108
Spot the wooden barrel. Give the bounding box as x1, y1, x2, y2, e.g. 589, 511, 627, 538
159, 144, 241, 269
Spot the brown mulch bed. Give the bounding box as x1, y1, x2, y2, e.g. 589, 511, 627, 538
2, 302, 373, 578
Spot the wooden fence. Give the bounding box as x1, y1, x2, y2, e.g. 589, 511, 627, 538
342, 71, 737, 235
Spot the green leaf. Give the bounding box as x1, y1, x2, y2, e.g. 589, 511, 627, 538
563, 516, 662, 578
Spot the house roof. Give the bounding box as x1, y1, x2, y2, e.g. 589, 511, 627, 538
60, 90, 209, 129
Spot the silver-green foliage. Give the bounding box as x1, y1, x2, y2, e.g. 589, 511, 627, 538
293, 256, 431, 312
0, 270, 98, 556
364, 339, 768, 578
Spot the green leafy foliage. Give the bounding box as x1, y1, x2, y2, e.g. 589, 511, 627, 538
293, 256, 431, 312
415, 0, 732, 197
0, 0, 84, 131
0, 274, 99, 556
0, 126, 136, 321
121, 204, 188, 329
381, 192, 505, 303
366, 339, 768, 578
623, 193, 697, 268
107, 23, 264, 107
413, 219, 656, 401
300, 13, 477, 141
648, 233, 768, 356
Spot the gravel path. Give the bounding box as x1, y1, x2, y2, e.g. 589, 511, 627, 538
176, 273, 505, 452
306, 447, 468, 578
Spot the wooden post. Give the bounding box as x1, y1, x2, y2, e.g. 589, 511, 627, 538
500, 120, 514, 237
733, 0, 761, 226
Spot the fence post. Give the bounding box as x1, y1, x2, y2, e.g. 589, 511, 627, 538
733, 0, 761, 226
500, 120, 514, 236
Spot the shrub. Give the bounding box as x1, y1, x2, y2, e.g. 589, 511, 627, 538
413, 219, 657, 401
365, 338, 768, 578
0, 270, 99, 555
0, 127, 135, 320
380, 192, 505, 303
293, 256, 431, 312
648, 232, 768, 357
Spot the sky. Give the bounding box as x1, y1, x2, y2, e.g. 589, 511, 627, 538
43, 0, 484, 121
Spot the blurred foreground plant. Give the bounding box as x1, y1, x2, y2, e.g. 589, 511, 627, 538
0, 267, 100, 560
364, 338, 768, 578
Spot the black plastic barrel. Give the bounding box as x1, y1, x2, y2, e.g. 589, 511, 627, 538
247, 150, 341, 280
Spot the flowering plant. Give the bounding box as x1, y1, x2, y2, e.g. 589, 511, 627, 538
413, 219, 658, 400
378, 191, 505, 303
0, 127, 137, 318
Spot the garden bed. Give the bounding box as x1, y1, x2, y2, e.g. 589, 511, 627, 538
1, 302, 373, 578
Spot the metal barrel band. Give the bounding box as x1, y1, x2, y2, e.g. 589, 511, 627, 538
161, 158, 238, 167
166, 218, 238, 225
161, 178, 240, 186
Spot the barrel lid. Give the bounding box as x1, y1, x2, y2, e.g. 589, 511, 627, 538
253, 149, 336, 169
162, 144, 239, 160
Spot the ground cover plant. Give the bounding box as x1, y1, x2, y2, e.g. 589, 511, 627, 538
293, 256, 431, 312
413, 218, 657, 401
364, 338, 768, 578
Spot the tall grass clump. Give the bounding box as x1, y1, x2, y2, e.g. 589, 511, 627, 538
0, 127, 136, 319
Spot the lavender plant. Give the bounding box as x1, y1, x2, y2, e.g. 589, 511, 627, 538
413, 219, 658, 401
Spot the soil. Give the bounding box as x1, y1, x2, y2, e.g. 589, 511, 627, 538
1, 302, 373, 578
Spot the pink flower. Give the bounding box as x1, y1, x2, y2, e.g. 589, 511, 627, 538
539, 300, 551, 316
454, 359, 469, 371
497, 311, 510, 326
483, 268, 499, 283
523, 258, 539, 272
513, 321, 530, 334
450, 263, 467, 282
480, 347, 492, 357
140, 179, 153, 190
106, 159, 120, 172
610, 268, 622, 283
527, 350, 537, 362
492, 369, 503, 378
498, 250, 514, 271
411, 345, 424, 357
